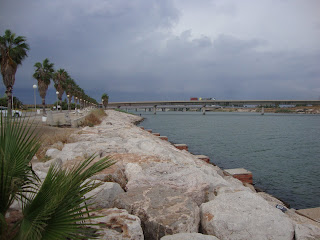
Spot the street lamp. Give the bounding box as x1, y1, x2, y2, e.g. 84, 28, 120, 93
67, 94, 70, 111
56, 91, 59, 111
102, 99, 104, 109
33, 84, 37, 113
80, 99, 82, 110
75, 97, 78, 110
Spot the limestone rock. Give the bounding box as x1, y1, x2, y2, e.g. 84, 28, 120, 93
85, 181, 124, 209
90, 208, 143, 240
124, 162, 249, 206
34, 170, 47, 182
45, 148, 61, 158
294, 223, 320, 240
51, 141, 64, 150
161, 233, 220, 240
32, 158, 63, 173
114, 186, 200, 240
200, 191, 295, 240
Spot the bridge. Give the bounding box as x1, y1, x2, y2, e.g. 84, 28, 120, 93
107, 100, 320, 114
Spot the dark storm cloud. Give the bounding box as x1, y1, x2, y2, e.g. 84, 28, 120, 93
0, 0, 319, 103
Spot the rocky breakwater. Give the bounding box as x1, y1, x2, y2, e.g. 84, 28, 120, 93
35, 110, 320, 240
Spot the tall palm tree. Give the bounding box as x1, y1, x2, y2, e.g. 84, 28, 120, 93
53, 69, 68, 112
33, 58, 54, 115
0, 29, 29, 116
65, 77, 76, 110
101, 93, 109, 109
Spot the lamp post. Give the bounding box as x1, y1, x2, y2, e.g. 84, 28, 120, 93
56, 91, 59, 111
102, 99, 104, 109
67, 94, 70, 111
33, 84, 37, 113
80, 99, 82, 110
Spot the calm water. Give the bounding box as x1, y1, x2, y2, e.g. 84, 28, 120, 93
135, 111, 320, 209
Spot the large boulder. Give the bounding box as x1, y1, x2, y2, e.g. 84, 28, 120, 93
200, 191, 295, 240
161, 233, 220, 240
294, 223, 320, 240
90, 208, 144, 240
124, 162, 249, 206
85, 181, 124, 209
114, 186, 200, 240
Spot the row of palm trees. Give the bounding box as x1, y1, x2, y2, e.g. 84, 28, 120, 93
0, 29, 99, 116
33, 58, 98, 115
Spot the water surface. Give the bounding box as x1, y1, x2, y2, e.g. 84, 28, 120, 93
136, 111, 320, 209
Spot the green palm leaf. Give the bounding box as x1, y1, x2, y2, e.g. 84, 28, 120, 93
0, 114, 41, 239
16, 155, 115, 240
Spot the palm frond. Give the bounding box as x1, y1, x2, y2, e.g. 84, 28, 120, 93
17, 155, 115, 240
0, 114, 41, 238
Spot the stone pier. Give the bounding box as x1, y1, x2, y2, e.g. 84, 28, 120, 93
174, 144, 188, 151
224, 168, 253, 184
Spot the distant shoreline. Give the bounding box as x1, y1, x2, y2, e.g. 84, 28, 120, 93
188, 105, 320, 114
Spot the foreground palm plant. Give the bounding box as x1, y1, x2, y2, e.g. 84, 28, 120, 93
0, 29, 29, 116
0, 115, 115, 239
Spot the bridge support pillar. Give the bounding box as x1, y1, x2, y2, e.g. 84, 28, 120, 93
135, 108, 138, 112
145, 108, 147, 112
183, 108, 186, 112
153, 105, 157, 115
261, 107, 265, 115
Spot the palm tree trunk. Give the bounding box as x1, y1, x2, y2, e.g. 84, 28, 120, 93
6, 87, 12, 117
68, 96, 72, 111
59, 99, 62, 112
42, 98, 46, 115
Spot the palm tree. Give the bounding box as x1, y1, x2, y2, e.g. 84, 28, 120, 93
0, 115, 115, 239
65, 77, 77, 110
0, 29, 29, 116
33, 58, 54, 115
101, 93, 109, 109
53, 69, 69, 112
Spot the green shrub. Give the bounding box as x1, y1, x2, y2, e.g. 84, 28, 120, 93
275, 109, 293, 113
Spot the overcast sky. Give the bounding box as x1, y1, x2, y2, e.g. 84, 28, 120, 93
1, 0, 320, 103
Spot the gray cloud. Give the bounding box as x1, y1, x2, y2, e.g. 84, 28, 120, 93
0, 0, 319, 103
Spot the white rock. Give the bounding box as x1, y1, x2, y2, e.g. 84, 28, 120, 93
90, 208, 144, 240
32, 158, 63, 173
45, 148, 61, 158
115, 186, 200, 240
161, 233, 220, 240
85, 181, 124, 208
294, 223, 320, 240
34, 170, 47, 182
201, 191, 295, 240
125, 162, 248, 205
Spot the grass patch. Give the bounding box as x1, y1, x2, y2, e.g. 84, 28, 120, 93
275, 108, 294, 113
81, 109, 107, 127
36, 130, 75, 160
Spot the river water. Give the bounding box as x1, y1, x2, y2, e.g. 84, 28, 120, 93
136, 111, 320, 209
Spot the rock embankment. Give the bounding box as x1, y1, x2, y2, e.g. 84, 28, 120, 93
35, 110, 320, 240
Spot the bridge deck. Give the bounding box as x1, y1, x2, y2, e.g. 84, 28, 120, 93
108, 100, 320, 107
